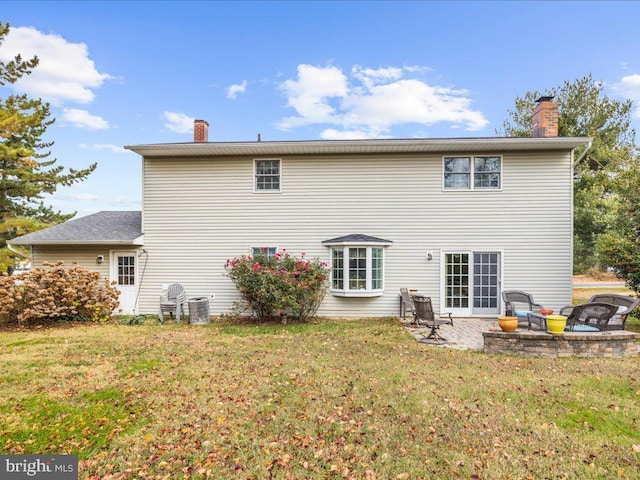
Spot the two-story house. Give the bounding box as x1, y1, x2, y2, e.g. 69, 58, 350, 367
10, 98, 591, 318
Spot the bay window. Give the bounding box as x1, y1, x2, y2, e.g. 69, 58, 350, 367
323, 234, 392, 297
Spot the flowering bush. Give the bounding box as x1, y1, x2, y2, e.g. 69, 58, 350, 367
224, 250, 329, 322
0, 261, 120, 327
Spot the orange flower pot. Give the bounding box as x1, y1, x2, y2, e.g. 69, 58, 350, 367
498, 316, 519, 332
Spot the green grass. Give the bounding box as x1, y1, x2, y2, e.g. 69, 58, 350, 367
1, 319, 639, 479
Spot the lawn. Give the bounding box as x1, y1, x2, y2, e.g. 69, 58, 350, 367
1, 317, 639, 479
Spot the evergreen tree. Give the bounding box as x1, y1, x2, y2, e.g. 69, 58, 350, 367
598, 163, 640, 294
0, 21, 96, 272
501, 74, 637, 273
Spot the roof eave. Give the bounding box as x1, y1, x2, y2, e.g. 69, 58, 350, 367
125, 137, 592, 158
9, 237, 144, 246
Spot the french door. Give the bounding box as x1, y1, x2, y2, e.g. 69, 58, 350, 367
442, 251, 501, 316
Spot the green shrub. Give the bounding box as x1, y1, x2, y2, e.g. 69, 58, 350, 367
224, 250, 329, 322
0, 261, 120, 326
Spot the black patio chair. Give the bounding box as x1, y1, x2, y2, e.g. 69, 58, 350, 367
502, 290, 545, 329
399, 287, 416, 320
586, 294, 638, 330
412, 296, 453, 344
561, 302, 620, 332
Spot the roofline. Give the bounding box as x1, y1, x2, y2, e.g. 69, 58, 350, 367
9, 235, 145, 247
321, 240, 394, 247
125, 136, 592, 157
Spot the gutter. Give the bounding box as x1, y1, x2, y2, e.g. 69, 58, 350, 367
7, 243, 30, 259
572, 140, 593, 171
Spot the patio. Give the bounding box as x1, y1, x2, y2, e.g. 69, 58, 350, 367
402, 318, 640, 357
403, 317, 492, 350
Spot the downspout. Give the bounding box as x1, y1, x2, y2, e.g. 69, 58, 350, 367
572, 140, 593, 172
7, 243, 30, 259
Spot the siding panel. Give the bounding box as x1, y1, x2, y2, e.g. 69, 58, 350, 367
139, 151, 573, 317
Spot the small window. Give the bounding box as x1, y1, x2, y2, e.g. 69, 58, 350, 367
474, 156, 501, 189
444, 157, 470, 189
254, 159, 281, 192
444, 156, 501, 190
251, 246, 278, 258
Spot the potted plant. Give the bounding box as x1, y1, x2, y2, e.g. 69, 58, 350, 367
546, 314, 567, 335
498, 316, 518, 332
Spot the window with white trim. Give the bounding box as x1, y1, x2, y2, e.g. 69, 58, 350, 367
329, 246, 386, 297
251, 246, 278, 258
444, 156, 501, 190
254, 159, 281, 192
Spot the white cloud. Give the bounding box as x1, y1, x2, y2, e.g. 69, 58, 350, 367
57, 193, 99, 202
0, 26, 112, 105
62, 108, 110, 130
352, 65, 403, 89
78, 143, 128, 154
226, 80, 247, 99
277, 64, 488, 137
320, 128, 386, 140
278, 64, 348, 129
163, 111, 194, 134
613, 74, 640, 117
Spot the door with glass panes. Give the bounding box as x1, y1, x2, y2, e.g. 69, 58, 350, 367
442, 251, 501, 316
110, 251, 138, 314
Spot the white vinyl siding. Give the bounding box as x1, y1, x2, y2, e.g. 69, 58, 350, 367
138, 150, 573, 318
31, 245, 117, 278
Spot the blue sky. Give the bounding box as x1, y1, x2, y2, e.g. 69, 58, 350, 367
2, 1, 640, 217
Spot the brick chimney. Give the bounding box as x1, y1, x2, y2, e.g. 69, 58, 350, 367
194, 119, 209, 142
531, 96, 558, 137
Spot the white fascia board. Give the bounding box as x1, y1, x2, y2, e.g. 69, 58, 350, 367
125, 137, 593, 158
8, 239, 143, 246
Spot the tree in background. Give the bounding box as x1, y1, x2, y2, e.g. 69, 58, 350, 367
501, 74, 637, 273
0, 22, 96, 272
598, 164, 640, 294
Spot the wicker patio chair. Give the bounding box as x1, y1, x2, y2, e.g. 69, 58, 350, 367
501, 290, 545, 329
586, 294, 639, 330
412, 296, 454, 343
159, 283, 186, 323
562, 302, 619, 332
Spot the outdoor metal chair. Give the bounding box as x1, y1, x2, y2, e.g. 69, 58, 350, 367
412, 296, 454, 344
561, 302, 620, 332
501, 290, 545, 329
399, 287, 416, 320
159, 283, 186, 323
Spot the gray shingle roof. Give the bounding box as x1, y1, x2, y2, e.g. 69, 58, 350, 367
322, 234, 393, 245
9, 211, 143, 245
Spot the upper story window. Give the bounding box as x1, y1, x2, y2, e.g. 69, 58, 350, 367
322, 234, 392, 297
251, 246, 278, 258
254, 159, 281, 192
444, 156, 501, 190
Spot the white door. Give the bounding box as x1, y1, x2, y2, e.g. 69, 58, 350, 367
111, 251, 138, 314
441, 251, 501, 317
472, 252, 501, 315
